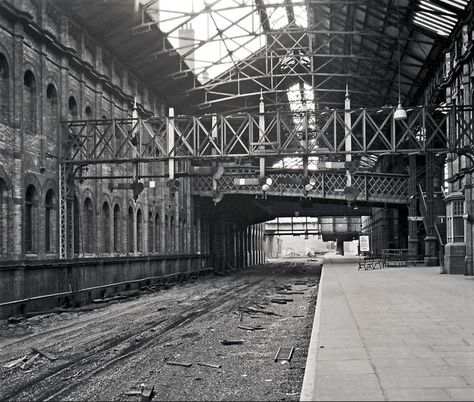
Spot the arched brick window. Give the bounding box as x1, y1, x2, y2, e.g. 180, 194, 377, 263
170, 216, 175, 253
113, 204, 121, 253
136, 209, 143, 252
128, 206, 134, 253
148, 211, 153, 253
0, 53, 9, 123
85, 106, 94, 155
73, 195, 80, 255
68, 96, 78, 120
23, 70, 37, 133
0, 178, 9, 255
164, 215, 168, 253
102, 201, 110, 253
46, 84, 58, 140
154, 212, 160, 253
45, 189, 55, 253
84, 197, 94, 254
25, 184, 37, 253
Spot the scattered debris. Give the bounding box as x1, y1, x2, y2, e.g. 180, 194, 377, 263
62, 370, 82, 381
2, 355, 28, 369
274, 346, 294, 363
294, 280, 307, 285
221, 339, 244, 345
7, 316, 25, 324
237, 324, 264, 331
276, 291, 304, 295
197, 362, 222, 369
124, 390, 142, 396
21, 353, 40, 370
31, 347, 57, 362
271, 299, 287, 304
166, 361, 192, 367
240, 307, 281, 316
141, 384, 155, 401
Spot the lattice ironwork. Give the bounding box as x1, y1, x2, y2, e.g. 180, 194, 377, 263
192, 171, 408, 204
62, 105, 474, 166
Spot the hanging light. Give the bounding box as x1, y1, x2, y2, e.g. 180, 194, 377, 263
260, 176, 273, 193
394, 0, 407, 121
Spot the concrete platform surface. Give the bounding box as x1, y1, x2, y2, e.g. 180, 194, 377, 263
301, 255, 474, 401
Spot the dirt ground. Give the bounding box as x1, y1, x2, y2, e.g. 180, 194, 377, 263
0, 259, 321, 401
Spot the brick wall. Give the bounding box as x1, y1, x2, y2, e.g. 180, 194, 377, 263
0, 0, 198, 262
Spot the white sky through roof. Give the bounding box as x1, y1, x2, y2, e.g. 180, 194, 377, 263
148, 0, 308, 81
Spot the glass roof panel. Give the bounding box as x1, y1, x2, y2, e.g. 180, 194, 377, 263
145, 0, 309, 82
414, 0, 469, 36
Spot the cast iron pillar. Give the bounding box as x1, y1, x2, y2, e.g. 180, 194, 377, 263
424, 152, 438, 266
408, 155, 419, 255
464, 174, 473, 276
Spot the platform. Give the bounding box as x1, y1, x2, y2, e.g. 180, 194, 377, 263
301, 255, 474, 401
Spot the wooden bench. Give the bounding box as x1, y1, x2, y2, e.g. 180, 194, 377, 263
358, 256, 384, 270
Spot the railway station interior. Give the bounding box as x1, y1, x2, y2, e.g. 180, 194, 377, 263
1, 0, 474, 400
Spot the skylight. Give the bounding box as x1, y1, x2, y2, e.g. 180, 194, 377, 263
413, 0, 469, 37
143, 0, 308, 81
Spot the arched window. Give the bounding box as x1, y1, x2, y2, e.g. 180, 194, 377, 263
84, 197, 94, 254
85, 106, 94, 155
46, 84, 58, 140
45, 189, 55, 253
170, 216, 175, 253
113, 204, 121, 253
128, 206, 134, 253
73, 195, 80, 255
102, 202, 110, 253
23, 70, 37, 133
148, 211, 153, 253
0, 178, 9, 255
68, 96, 78, 120
164, 215, 168, 253
25, 185, 37, 253
0, 53, 9, 123
154, 213, 160, 253
136, 209, 142, 252
85, 106, 93, 119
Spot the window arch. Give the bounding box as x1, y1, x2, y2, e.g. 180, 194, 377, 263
102, 201, 111, 253
0, 178, 9, 255
148, 211, 154, 253
45, 189, 55, 253
154, 212, 160, 253
128, 206, 134, 253
73, 195, 80, 255
113, 204, 121, 253
46, 83, 58, 140
68, 96, 78, 120
84, 197, 94, 254
0, 53, 9, 123
25, 184, 37, 253
24, 70, 37, 133
85, 106, 93, 119
136, 209, 143, 252
84, 106, 94, 155
164, 215, 168, 253
170, 216, 175, 253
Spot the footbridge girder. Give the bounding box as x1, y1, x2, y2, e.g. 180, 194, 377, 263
62, 105, 473, 166
192, 169, 408, 205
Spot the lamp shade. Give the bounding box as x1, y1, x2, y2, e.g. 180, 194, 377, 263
394, 103, 407, 121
